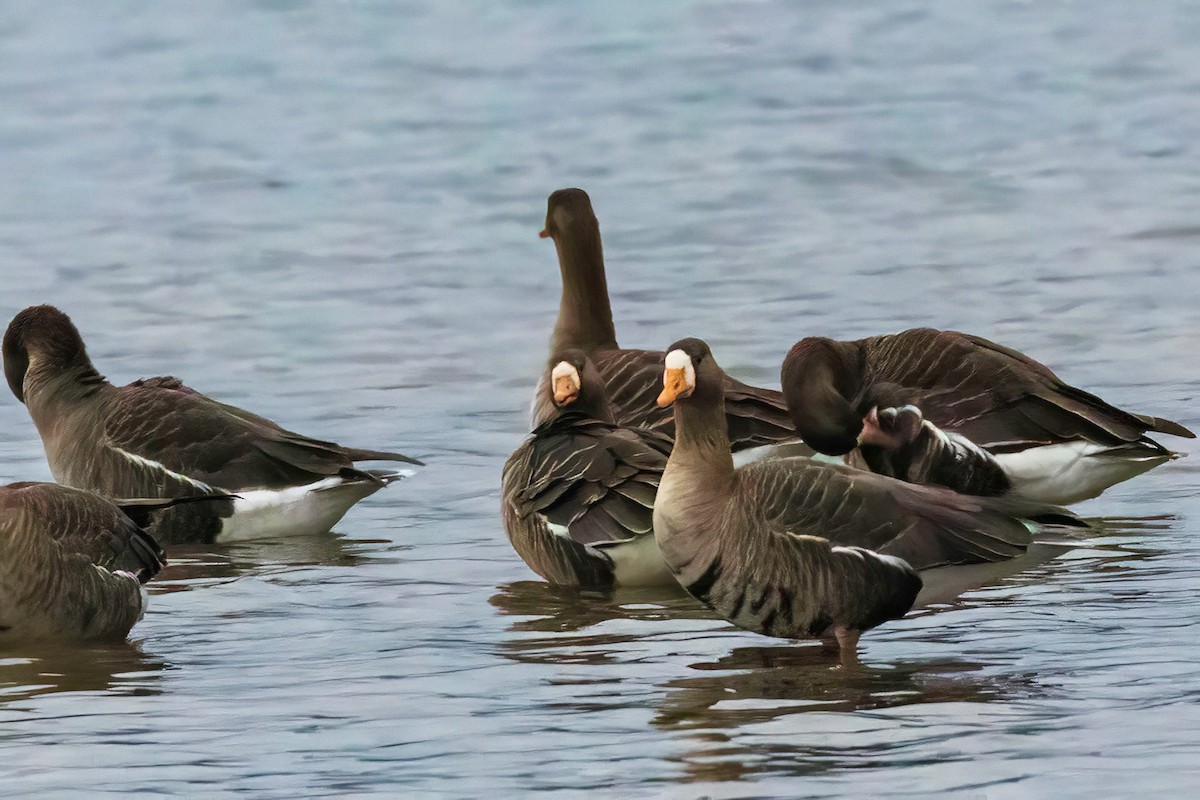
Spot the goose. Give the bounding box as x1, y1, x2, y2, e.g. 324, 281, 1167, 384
654, 338, 1085, 663
782, 328, 1193, 504
3, 305, 422, 544
0, 482, 172, 640
535, 188, 795, 451
503, 350, 675, 587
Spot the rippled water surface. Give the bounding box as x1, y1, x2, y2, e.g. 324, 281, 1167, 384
1, 2, 1199, 797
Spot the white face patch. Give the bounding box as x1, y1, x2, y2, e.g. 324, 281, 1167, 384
551, 361, 581, 390
664, 349, 695, 391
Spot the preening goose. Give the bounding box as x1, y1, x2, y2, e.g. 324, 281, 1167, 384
654, 338, 1084, 663
0, 482, 169, 640
782, 328, 1193, 504
503, 350, 675, 587
3, 305, 422, 544
535, 188, 795, 451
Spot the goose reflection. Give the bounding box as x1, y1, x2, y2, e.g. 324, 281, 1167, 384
153, 530, 383, 593
656, 649, 1039, 783
0, 639, 167, 704
654, 646, 1029, 727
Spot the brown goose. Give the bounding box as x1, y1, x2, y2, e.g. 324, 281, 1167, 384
0, 482, 168, 640
535, 188, 795, 451
3, 305, 422, 544
782, 328, 1194, 504
503, 350, 675, 587
654, 337, 1084, 662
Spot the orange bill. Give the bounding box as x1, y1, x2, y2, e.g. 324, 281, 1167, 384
657, 367, 689, 407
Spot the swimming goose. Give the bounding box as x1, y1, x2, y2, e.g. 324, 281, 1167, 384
782, 328, 1193, 504
534, 188, 795, 451
503, 350, 675, 587
3, 305, 422, 544
0, 482, 169, 640
654, 338, 1084, 663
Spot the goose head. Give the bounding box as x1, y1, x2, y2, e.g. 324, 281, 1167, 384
656, 337, 723, 408
3, 305, 92, 403
780, 338, 865, 456
539, 188, 598, 243
546, 349, 613, 421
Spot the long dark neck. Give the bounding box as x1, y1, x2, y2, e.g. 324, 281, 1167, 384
25, 355, 107, 408
550, 229, 617, 353
671, 394, 735, 479
782, 342, 863, 456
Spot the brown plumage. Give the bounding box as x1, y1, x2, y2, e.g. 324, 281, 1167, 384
782, 328, 1193, 503
3, 305, 421, 544
503, 350, 675, 587
850, 401, 1012, 497
655, 338, 1085, 663
0, 482, 168, 640
535, 188, 796, 450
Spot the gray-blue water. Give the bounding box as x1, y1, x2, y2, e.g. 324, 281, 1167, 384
1, 2, 1199, 797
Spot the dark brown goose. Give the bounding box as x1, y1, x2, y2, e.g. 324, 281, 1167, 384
782, 328, 1194, 504
535, 188, 795, 451
0, 482, 169, 640
3, 305, 422, 544
654, 338, 1084, 663
503, 350, 675, 587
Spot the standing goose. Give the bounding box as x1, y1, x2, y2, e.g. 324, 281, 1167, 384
0, 482, 169, 640
782, 328, 1193, 504
503, 350, 675, 587
654, 338, 1084, 663
535, 188, 795, 451
3, 305, 422, 544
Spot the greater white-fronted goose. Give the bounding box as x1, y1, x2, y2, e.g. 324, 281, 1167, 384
3, 305, 422, 544
535, 188, 795, 451
0, 482, 168, 640
782, 328, 1194, 504
503, 350, 675, 587
654, 338, 1084, 663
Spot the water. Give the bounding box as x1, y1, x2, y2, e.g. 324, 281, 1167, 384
1, 1, 1198, 796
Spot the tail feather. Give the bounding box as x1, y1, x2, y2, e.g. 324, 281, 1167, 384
343, 447, 425, 466
126, 528, 167, 584
1135, 414, 1195, 439
333, 466, 415, 488
114, 494, 239, 528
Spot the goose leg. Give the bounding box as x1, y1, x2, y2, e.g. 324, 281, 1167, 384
818, 626, 863, 667
828, 626, 862, 669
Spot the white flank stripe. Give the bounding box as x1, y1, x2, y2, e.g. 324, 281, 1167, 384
993, 441, 1170, 504
110, 446, 215, 492
220, 475, 387, 542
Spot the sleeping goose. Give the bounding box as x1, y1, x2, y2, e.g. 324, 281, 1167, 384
0, 482, 170, 640
534, 188, 795, 451
654, 338, 1085, 663
782, 328, 1194, 504
503, 350, 675, 587
3, 305, 422, 544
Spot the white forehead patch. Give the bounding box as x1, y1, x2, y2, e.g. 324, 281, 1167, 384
664, 349, 696, 389
551, 361, 580, 387
664, 349, 691, 370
